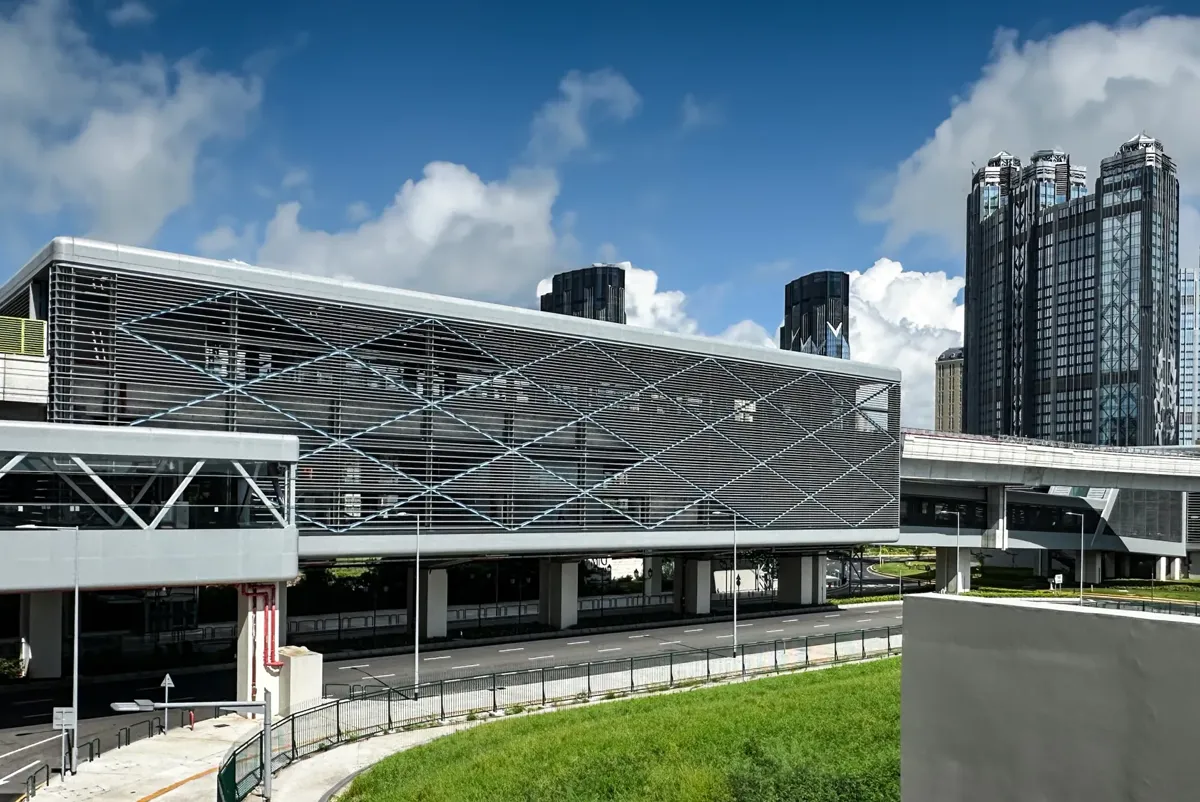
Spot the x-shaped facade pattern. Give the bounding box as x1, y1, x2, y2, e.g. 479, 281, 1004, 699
50, 268, 900, 537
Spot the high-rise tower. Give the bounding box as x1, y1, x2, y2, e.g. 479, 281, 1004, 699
539, 264, 627, 324
963, 136, 1179, 446
779, 271, 850, 358
935, 347, 965, 432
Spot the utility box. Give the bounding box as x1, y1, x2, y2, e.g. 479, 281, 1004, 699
277, 645, 323, 716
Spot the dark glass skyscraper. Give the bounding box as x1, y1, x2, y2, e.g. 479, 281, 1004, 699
964, 136, 1179, 446
780, 271, 850, 358
539, 264, 626, 324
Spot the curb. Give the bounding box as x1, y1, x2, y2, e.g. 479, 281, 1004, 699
318, 767, 369, 802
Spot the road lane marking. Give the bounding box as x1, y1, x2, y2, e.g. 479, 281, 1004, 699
660, 640, 681, 645
372, 674, 395, 679
337, 664, 370, 670
865, 610, 880, 613
628, 634, 648, 639
715, 634, 733, 639
528, 655, 554, 661
736, 623, 752, 628
857, 619, 872, 623
597, 647, 621, 653
452, 664, 480, 670
567, 640, 590, 645
424, 655, 450, 661
825, 614, 840, 618
684, 628, 703, 632
782, 619, 798, 623
498, 647, 524, 653
814, 624, 830, 628
766, 629, 784, 633
0, 760, 41, 784
894, 615, 903, 619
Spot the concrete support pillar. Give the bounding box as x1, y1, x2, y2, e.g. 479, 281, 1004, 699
1031, 549, 1051, 578
1170, 557, 1184, 581
1102, 552, 1117, 580
642, 556, 662, 596
538, 559, 578, 629
1155, 556, 1169, 581
776, 555, 828, 606
679, 558, 711, 615
935, 547, 971, 594
983, 486, 1008, 549
236, 582, 286, 703
407, 566, 448, 640
1079, 552, 1101, 585
19, 592, 63, 679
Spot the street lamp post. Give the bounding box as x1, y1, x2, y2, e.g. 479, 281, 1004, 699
733, 514, 739, 651
398, 512, 421, 693
1065, 511, 1086, 605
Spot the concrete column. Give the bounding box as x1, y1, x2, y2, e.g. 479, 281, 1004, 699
538, 559, 578, 629
682, 558, 711, 615
19, 592, 63, 679
407, 566, 448, 640
1155, 556, 1169, 581
983, 486, 1008, 549
935, 547, 971, 593
1170, 557, 1184, 581
777, 555, 828, 606
235, 582, 286, 703
672, 555, 685, 614
1079, 552, 1101, 585
642, 556, 662, 596
1102, 552, 1117, 580
1031, 549, 1051, 578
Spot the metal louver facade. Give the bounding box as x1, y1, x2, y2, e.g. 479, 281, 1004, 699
7, 239, 902, 556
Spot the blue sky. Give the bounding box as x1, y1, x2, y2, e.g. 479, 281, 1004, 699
4, 0, 1200, 425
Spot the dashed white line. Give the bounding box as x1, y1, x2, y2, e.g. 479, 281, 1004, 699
894, 615, 903, 619
528, 655, 554, 661
814, 624, 830, 628
715, 634, 733, 639
567, 640, 590, 645
825, 614, 840, 618
597, 647, 621, 653
857, 619, 872, 623
660, 640, 681, 645
782, 619, 798, 623
372, 674, 396, 679
766, 629, 784, 633
498, 647, 525, 653
452, 664, 480, 670
628, 634, 648, 639
424, 655, 450, 661
735, 623, 752, 628
337, 664, 370, 670
865, 610, 880, 614
684, 628, 704, 633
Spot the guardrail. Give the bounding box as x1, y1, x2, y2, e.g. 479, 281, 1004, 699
216, 624, 902, 801
1079, 596, 1200, 617
116, 717, 162, 748
23, 763, 50, 798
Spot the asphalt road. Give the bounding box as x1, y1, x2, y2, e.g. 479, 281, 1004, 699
324, 604, 904, 690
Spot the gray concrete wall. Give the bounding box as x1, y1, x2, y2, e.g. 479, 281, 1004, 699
902, 594, 1200, 802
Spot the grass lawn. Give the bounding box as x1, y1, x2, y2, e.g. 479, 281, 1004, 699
872, 560, 934, 579
342, 659, 901, 802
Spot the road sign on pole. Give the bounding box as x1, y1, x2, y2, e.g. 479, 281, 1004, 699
161, 674, 174, 733
52, 707, 76, 731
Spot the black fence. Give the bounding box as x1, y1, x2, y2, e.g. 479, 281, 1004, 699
216, 624, 902, 801
1079, 596, 1200, 617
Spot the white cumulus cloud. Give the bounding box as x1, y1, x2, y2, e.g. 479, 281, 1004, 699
680, 93, 722, 131
862, 13, 1200, 261
107, 0, 154, 27
0, 0, 261, 245
848, 259, 964, 429
528, 68, 640, 163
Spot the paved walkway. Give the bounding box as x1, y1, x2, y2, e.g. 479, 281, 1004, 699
26, 715, 260, 802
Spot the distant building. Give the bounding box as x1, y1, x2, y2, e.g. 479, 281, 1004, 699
779, 271, 850, 358
935, 347, 964, 432
539, 264, 626, 324
1181, 263, 1199, 444
964, 135, 1179, 446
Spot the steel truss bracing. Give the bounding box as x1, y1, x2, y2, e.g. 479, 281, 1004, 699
0, 450, 292, 530
45, 264, 901, 536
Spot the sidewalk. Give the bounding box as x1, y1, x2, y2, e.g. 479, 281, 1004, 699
26, 715, 260, 802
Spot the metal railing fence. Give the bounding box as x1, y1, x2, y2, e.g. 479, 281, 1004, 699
1078, 596, 1200, 617
216, 624, 902, 801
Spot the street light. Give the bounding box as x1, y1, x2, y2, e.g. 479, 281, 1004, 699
20, 524, 80, 773
397, 512, 421, 694
1065, 511, 1086, 606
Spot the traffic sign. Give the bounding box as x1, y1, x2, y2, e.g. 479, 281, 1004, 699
161, 673, 175, 689
52, 707, 76, 730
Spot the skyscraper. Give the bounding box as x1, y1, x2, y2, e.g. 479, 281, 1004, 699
1181, 263, 1199, 445
539, 264, 627, 323
963, 136, 1179, 446
779, 271, 850, 358
934, 347, 965, 432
